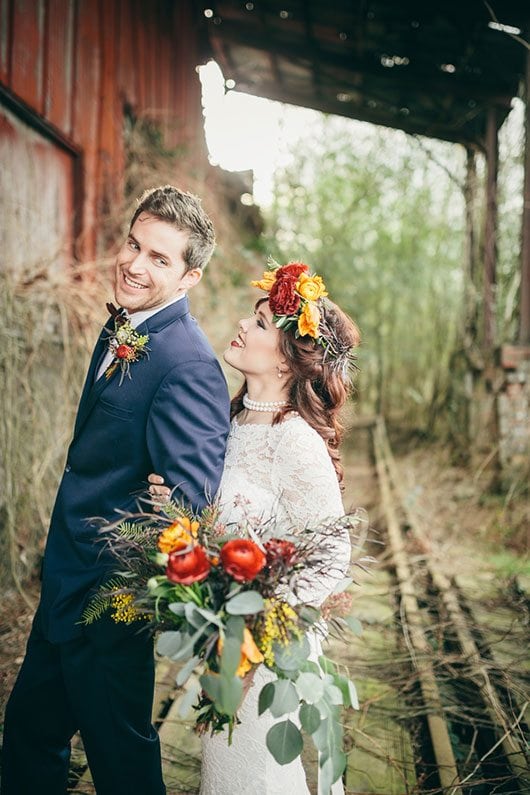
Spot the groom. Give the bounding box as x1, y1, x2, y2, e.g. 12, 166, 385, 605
1, 186, 231, 794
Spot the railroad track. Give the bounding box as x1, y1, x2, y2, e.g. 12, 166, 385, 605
371, 416, 529, 794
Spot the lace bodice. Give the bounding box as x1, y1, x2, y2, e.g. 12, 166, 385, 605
219, 414, 343, 524
200, 416, 349, 794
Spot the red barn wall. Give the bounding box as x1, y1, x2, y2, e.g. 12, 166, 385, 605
0, 0, 207, 263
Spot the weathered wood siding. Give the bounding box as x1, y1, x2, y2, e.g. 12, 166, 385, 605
0, 0, 206, 262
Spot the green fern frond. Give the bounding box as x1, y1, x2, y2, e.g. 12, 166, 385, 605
117, 521, 151, 541
80, 576, 128, 625
163, 502, 194, 522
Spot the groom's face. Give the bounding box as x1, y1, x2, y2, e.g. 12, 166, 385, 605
114, 213, 202, 313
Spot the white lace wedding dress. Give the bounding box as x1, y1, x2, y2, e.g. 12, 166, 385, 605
199, 414, 351, 795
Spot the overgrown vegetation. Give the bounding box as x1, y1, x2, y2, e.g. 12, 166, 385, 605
0, 262, 109, 596
264, 104, 525, 439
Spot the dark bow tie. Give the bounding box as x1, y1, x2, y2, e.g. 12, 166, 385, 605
106, 303, 128, 322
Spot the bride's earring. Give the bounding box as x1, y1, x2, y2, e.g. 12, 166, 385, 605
277, 367, 283, 379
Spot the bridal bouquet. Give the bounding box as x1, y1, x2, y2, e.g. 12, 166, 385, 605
83, 498, 371, 794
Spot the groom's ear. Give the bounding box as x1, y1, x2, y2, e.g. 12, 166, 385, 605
181, 268, 203, 291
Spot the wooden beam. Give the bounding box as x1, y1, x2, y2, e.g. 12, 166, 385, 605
206, 20, 518, 106
227, 77, 483, 147
464, 148, 479, 345
483, 106, 499, 356
520, 37, 530, 345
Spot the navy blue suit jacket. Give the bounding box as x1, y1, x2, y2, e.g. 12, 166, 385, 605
39, 297, 230, 643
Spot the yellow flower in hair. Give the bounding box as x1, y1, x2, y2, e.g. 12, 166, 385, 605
298, 301, 321, 338
157, 516, 199, 553
297, 273, 328, 301
250, 269, 277, 292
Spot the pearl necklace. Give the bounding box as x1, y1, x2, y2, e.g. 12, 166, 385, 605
243, 393, 287, 412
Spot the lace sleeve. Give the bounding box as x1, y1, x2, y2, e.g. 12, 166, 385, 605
272, 420, 351, 606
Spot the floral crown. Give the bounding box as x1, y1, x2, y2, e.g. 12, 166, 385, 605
251, 258, 357, 376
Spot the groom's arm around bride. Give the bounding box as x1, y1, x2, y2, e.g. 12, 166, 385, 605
1, 185, 230, 795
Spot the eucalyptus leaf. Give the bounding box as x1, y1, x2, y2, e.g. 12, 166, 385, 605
269, 679, 299, 718
294, 672, 324, 704
273, 635, 310, 672
299, 702, 321, 734
158, 625, 206, 662
318, 655, 336, 675
335, 675, 359, 710
195, 605, 224, 627
331, 576, 353, 594
311, 716, 330, 752
301, 660, 321, 676
184, 601, 204, 629
266, 720, 303, 765
319, 750, 347, 795
177, 680, 200, 718
220, 635, 242, 678
314, 698, 333, 720
226, 590, 265, 615
200, 672, 243, 716
258, 682, 276, 716
298, 605, 320, 626
312, 714, 343, 755
175, 654, 201, 686
168, 602, 186, 616
225, 615, 245, 642
156, 631, 184, 658
344, 615, 363, 636
323, 682, 343, 706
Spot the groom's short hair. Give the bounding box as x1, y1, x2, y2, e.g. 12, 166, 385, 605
130, 185, 216, 271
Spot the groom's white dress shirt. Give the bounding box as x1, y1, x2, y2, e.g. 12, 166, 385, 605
96, 293, 186, 381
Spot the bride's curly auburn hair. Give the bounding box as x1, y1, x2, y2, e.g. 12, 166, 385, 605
231, 299, 361, 487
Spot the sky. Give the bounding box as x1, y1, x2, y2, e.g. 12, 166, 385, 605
199, 60, 320, 206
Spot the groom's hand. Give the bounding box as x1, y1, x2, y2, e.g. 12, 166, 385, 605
148, 473, 171, 512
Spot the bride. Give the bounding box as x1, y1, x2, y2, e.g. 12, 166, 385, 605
150, 261, 360, 794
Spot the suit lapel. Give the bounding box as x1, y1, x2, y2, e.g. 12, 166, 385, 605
72, 298, 191, 441
73, 320, 113, 439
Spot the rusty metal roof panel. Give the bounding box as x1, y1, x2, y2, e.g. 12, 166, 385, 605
202, 0, 528, 146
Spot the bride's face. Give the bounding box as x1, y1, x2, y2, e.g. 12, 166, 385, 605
224, 301, 286, 379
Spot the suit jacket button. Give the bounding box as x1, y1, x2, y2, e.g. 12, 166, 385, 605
65, 464, 71, 473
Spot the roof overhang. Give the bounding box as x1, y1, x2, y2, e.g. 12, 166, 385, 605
200, 0, 528, 148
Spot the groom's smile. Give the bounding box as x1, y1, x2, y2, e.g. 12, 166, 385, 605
114, 212, 202, 313
123, 273, 148, 290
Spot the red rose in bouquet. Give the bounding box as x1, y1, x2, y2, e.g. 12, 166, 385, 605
166, 542, 210, 585
269, 278, 301, 315
264, 539, 298, 569
220, 539, 266, 582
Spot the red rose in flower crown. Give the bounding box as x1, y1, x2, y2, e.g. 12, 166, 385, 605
166, 542, 211, 585
276, 262, 309, 280
269, 277, 301, 315
220, 539, 266, 582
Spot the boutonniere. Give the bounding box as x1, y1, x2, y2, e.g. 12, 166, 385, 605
103, 306, 150, 386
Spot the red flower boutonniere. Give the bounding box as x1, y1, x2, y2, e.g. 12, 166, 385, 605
103, 312, 150, 386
